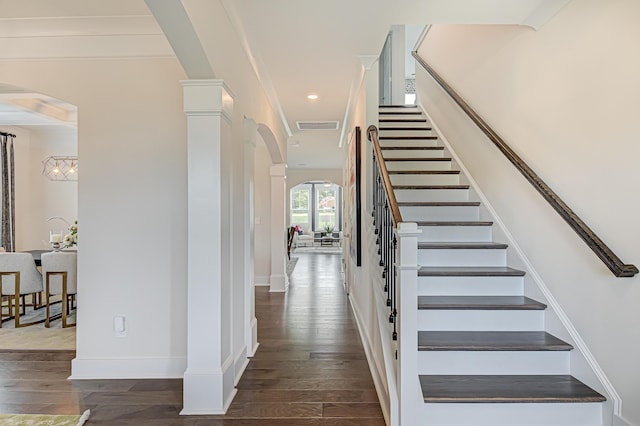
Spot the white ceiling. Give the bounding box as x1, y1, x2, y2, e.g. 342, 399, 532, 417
0, 0, 569, 165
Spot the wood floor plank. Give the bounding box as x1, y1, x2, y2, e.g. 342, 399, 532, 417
0, 252, 383, 424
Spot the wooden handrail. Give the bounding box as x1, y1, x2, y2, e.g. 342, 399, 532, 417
412, 50, 638, 277
368, 125, 403, 225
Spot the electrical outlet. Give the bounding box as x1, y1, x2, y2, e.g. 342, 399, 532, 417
114, 316, 127, 337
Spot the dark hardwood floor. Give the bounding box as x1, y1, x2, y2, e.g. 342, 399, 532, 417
0, 252, 384, 425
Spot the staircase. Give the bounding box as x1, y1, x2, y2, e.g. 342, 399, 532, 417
378, 105, 606, 425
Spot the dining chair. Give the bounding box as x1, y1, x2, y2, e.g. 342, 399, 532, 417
0, 252, 44, 328
41, 251, 77, 328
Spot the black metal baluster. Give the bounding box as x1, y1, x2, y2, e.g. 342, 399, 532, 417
392, 235, 397, 340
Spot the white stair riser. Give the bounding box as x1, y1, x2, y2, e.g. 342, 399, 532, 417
400, 205, 478, 221
418, 248, 507, 267
420, 402, 602, 426
380, 139, 439, 148
386, 161, 452, 171
391, 174, 460, 187
418, 276, 524, 296
379, 121, 429, 128
379, 129, 435, 138
383, 149, 445, 159
418, 226, 491, 243
418, 351, 569, 375
395, 189, 469, 202
418, 309, 543, 331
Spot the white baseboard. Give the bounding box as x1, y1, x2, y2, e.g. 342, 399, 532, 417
254, 275, 270, 286
249, 317, 259, 356
234, 346, 249, 385
70, 356, 186, 379
181, 355, 236, 415
269, 274, 287, 292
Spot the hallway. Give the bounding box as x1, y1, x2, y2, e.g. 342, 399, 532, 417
0, 252, 384, 425
236, 251, 384, 423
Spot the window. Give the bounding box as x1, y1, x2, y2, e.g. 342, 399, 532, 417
290, 182, 342, 233
290, 186, 310, 230
316, 187, 336, 231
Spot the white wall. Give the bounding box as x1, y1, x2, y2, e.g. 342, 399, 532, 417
12, 126, 78, 251
341, 68, 394, 422
417, 1, 640, 423
254, 142, 271, 286
0, 57, 189, 377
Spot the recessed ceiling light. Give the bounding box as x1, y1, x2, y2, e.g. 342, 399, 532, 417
307, 94, 319, 100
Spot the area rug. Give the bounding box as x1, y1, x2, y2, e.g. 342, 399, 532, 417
1, 301, 76, 329
293, 246, 342, 255
0, 409, 90, 426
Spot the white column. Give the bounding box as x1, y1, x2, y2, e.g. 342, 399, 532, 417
243, 119, 259, 355
181, 79, 236, 415
269, 163, 288, 292
396, 222, 422, 424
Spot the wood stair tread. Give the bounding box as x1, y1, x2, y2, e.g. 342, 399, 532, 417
394, 185, 468, 189
385, 157, 452, 162
379, 135, 438, 140
379, 105, 419, 108
417, 296, 546, 311
381, 147, 444, 150
390, 170, 460, 175
398, 201, 479, 206
418, 242, 508, 250
419, 375, 606, 403
418, 331, 570, 351
416, 221, 493, 226
379, 118, 427, 122
418, 266, 525, 276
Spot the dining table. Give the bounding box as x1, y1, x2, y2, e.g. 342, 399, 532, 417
21, 250, 49, 266
21, 249, 76, 267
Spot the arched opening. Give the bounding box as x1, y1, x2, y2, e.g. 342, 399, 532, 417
0, 83, 78, 346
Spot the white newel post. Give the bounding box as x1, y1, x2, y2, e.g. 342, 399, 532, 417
244, 119, 259, 355
269, 163, 288, 292
396, 221, 421, 424
181, 79, 236, 414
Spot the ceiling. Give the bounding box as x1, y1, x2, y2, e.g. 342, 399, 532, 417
0, 0, 569, 167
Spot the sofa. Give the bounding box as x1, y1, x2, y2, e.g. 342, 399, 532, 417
293, 226, 314, 247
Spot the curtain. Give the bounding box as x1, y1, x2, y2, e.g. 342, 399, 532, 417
1, 133, 16, 252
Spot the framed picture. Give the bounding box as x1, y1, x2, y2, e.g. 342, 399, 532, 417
346, 126, 362, 266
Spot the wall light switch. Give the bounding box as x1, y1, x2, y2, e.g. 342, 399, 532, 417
114, 316, 127, 337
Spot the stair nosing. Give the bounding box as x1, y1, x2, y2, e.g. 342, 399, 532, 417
418, 266, 525, 277
417, 296, 547, 311
379, 118, 427, 122
380, 136, 438, 140
393, 185, 469, 190
381, 147, 444, 150
385, 157, 452, 162
398, 201, 479, 206
389, 170, 460, 175
379, 127, 433, 131
416, 221, 493, 226
419, 375, 606, 403
417, 331, 571, 351
418, 242, 508, 250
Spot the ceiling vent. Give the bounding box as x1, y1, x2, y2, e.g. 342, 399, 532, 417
296, 121, 340, 131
